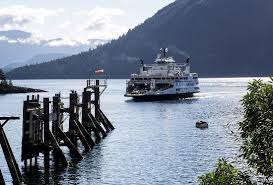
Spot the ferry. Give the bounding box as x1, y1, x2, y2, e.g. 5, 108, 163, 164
125, 48, 200, 101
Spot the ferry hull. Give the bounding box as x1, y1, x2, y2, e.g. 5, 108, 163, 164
128, 93, 194, 102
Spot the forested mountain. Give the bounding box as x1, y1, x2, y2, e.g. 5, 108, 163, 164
7, 0, 273, 79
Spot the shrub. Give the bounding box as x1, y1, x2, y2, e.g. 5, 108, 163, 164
198, 158, 255, 185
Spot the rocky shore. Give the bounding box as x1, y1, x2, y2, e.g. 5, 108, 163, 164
0, 84, 46, 94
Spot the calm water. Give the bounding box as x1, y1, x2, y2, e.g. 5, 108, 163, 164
0, 78, 263, 184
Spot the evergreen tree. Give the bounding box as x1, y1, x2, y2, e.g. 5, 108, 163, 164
0, 69, 5, 79
0, 68, 7, 84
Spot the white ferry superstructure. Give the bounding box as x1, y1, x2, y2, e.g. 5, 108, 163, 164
125, 48, 200, 101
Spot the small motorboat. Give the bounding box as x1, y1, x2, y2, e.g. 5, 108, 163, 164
196, 121, 208, 129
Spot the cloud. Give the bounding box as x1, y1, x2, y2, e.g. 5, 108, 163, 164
0, 30, 31, 40
0, 5, 59, 30
46, 38, 80, 47
85, 7, 124, 31
0, 6, 128, 47
58, 21, 71, 29
86, 18, 106, 31
80, 7, 127, 39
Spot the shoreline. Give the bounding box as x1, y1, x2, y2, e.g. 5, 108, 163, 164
0, 84, 47, 94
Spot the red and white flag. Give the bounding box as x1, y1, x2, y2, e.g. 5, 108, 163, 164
95, 69, 104, 74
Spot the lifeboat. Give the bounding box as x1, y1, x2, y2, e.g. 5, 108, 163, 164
196, 121, 208, 129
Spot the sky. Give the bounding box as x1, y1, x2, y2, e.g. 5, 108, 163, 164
0, 0, 174, 46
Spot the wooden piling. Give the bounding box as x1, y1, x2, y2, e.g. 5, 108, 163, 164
22, 96, 41, 163
52, 94, 60, 163
44, 98, 68, 167
94, 80, 112, 133
69, 92, 94, 151
56, 127, 83, 160
97, 108, 115, 130
0, 169, 5, 185
82, 89, 101, 143
43, 98, 50, 173
69, 92, 78, 147
0, 117, 22, 185
88, 113, 107, 138
52, 94, 61, 142
52, 94, 83, 160
76, 120, 95, 148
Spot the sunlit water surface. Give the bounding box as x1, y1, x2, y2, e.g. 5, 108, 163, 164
0, 78, 266, 184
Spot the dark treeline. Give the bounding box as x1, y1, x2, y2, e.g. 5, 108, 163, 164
7, 0, 273, 79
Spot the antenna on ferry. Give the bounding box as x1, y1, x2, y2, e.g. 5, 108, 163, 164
140, 59, 144, 66
186, 58, 190, 64
163, 48, 168, 58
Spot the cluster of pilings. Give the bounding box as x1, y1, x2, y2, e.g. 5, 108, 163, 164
1, 79, 114, 185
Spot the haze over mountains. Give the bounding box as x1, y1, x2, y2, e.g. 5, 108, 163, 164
7, 0, 273, 79
0, 30, 107, 69
2, 53, 68, 72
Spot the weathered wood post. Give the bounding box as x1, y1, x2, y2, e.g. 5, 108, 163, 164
22, 95, 41, 170
69, 92, 78, 147
69, 91, 92, 152
52, 94, 61, 163
0, 117, 22, 185
0, 169, 5, 185
43, 98, 50, 173
82, 88, 101, 143
94, 80, 110, 133
52, 94, 61, 142
94, 80, 100, 120
44, 97, 68, 167
94, 80, 115, 131
52, 94, 83, 160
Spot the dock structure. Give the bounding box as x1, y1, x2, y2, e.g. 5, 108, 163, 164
0, 116, 22, 185
20, 79, 114, 174
0, 79, 115, 185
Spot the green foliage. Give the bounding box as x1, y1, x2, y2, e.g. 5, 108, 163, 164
0, 68, 6, 80
239, 78, 273, 179
198, 158, 255, 185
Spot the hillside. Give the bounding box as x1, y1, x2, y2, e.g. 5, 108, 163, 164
7, 0, 273, 79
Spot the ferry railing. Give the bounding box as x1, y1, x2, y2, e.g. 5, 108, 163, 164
143, 63, 187, 68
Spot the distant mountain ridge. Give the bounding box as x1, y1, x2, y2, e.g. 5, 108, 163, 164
0, 30, 108, 68
3, 53, 68, 72
7, 0, 273, 79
